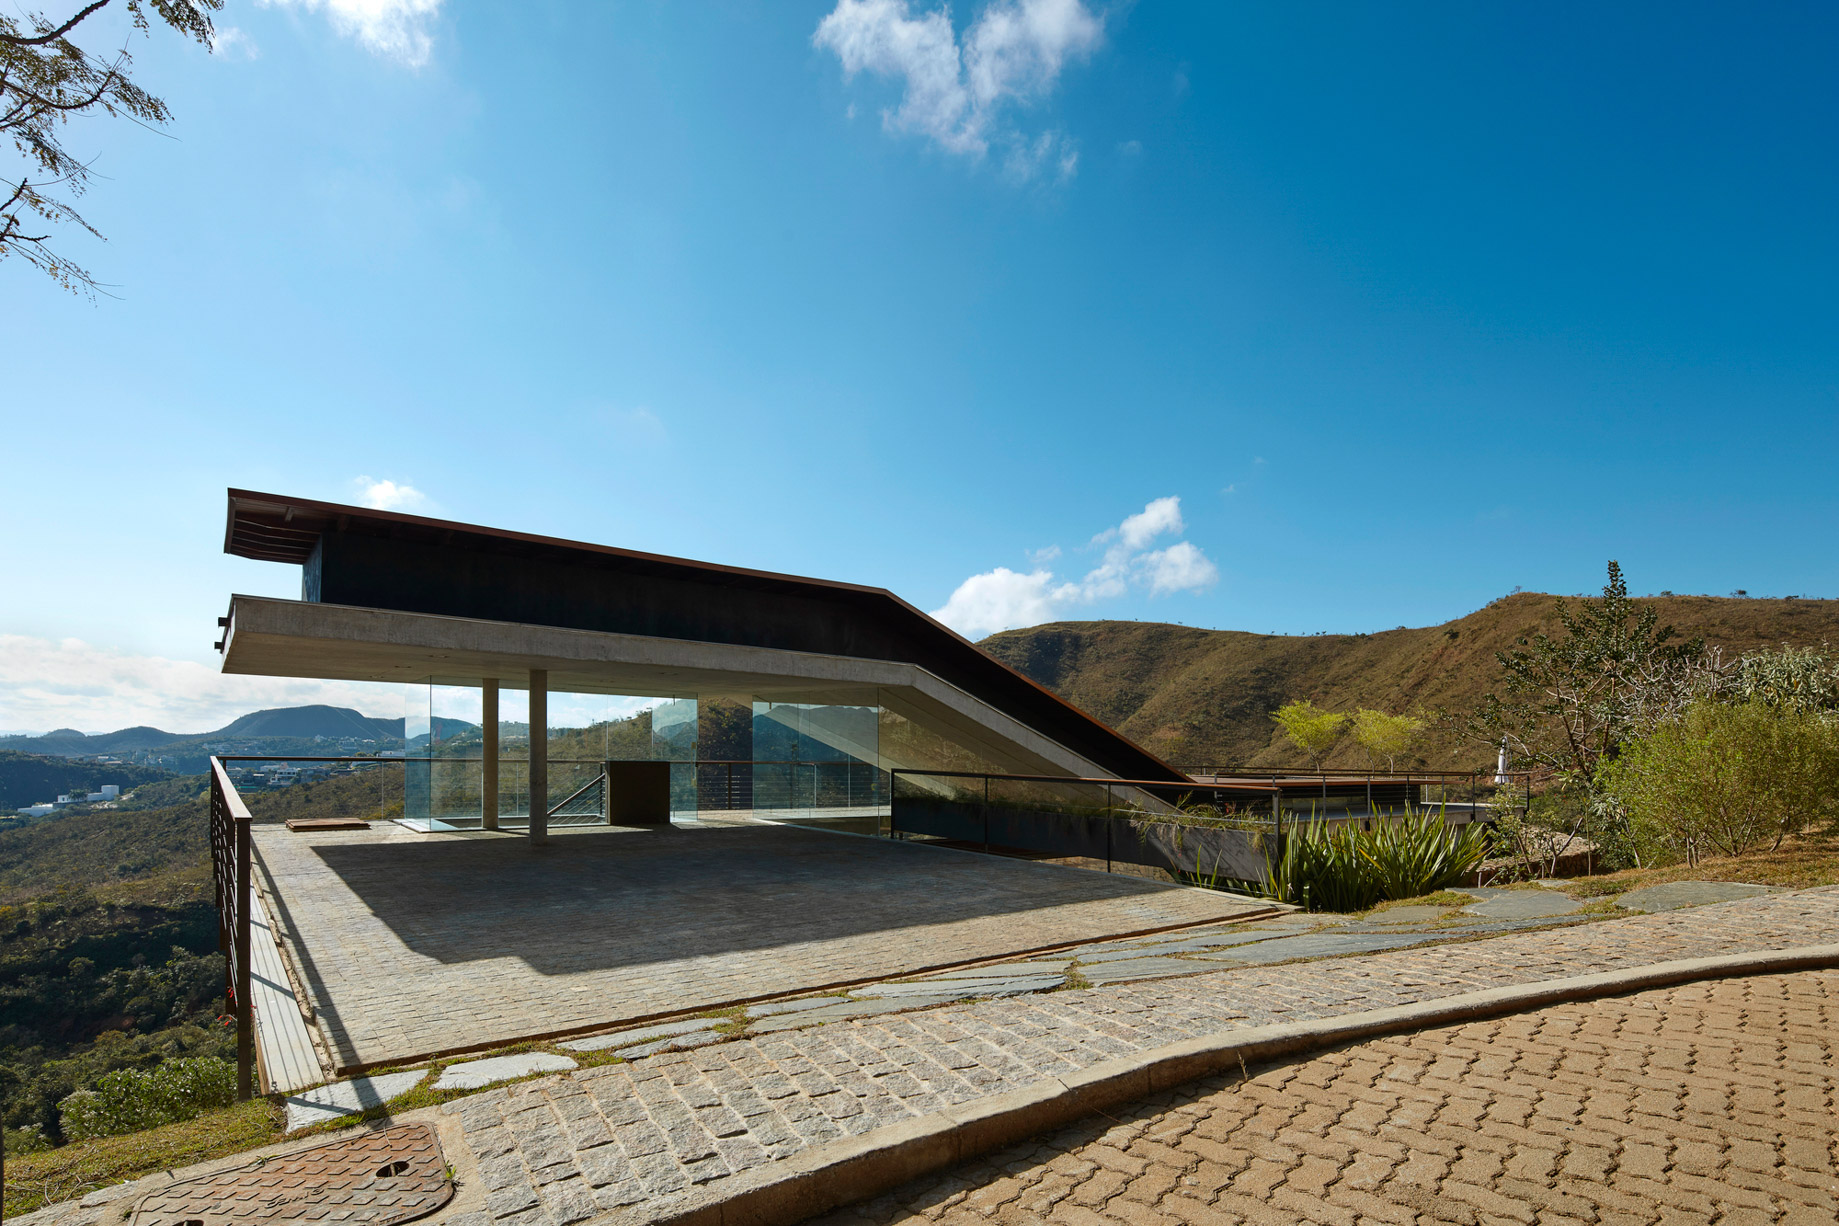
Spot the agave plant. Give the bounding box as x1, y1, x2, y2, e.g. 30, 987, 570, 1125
1264, 806, 1489, 912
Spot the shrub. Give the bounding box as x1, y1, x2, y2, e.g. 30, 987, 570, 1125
58, 1057, 237, 1143
1601, 700, 1839, 866
1266, 808, 1489, 912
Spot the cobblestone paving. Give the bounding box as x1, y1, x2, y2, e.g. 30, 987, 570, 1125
253, 822, 1265, 1070
433, 887, 1839, 1224
816, 969, 1839, 1226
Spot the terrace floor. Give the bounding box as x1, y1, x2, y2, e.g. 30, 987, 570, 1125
251, 817, 1270, 1076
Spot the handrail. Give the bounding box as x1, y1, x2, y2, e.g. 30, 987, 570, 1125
892, 767, 1284, 793
207, 757, 254, 1101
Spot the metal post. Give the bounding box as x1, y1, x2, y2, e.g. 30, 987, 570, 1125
481, 679, 499, 831
1106, 784, 1113, 874
235, 816, 253, 1101
528, 669, 548, 844
982, 775, 990, 852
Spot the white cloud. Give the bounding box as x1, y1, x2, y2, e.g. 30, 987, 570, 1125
813, 0, 1102, 179
931, 497, 1219, 638
0, 635, 402, 734
352, 475, 428, 512
210, 25, 260, 58
262, 0, 443, 67
1139, 541, 1219, 596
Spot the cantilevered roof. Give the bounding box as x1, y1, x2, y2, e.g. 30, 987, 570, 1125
222, 490, 1188, 784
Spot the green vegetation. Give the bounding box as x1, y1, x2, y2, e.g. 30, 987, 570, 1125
58, 1057, 237, 1142
1269, 701, 1345, 768
0, 771, 393, 1154
4, 1097, 279, 1218
1351, 708, 1423, 771
1601, 700, 1839, 867
1265, 809, 1489, 912
1470, 562, 1715, 787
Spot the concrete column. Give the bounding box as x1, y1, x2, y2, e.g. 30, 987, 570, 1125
481, 679, 499, 831
528, 669, 548, 844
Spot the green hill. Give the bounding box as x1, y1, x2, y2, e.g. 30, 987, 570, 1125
979, 593, 1839, 772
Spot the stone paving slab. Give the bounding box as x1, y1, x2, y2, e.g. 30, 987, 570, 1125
817, 967, 1839, 1226
253, 821, 1267, 1071
284, 1071, 429, 1132
1621, 879, 1779, 911
432, 1053, 577, 1091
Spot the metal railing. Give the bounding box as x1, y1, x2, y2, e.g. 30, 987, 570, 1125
1180, 766, 1531, 823
888, 767, 1532, 883
888, 768, 1279, 876
207, 757, 254, 1101
206, 753, 889, 828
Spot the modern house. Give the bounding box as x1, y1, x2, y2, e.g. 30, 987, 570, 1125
216, 488, 1190, 838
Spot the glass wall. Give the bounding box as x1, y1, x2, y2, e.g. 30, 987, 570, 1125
397, 682, 678, 831
752, 699, 883, 832
651, 698, 698, 815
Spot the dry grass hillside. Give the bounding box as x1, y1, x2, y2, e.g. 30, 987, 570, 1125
978, 594, 1839, 773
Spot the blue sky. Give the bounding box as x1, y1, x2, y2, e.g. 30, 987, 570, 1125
4, 0, 1836, 731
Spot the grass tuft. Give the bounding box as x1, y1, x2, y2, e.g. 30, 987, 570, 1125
3, 1097, 281, 1218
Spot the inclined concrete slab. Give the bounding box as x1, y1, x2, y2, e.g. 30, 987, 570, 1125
433, 1052, 576, 1090
1619, 881, 1778, 912
560, 1018, 719, 1052
283, 1070, 427, 1132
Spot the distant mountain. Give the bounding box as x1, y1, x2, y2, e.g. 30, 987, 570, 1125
213, 705, 401, 741
0, 705, 431, 773
980, 593, 1839, 772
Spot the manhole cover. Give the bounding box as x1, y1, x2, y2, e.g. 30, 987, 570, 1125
131, 1123, 450, 1226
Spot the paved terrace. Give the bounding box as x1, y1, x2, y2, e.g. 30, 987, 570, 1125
252, 820, 1270, 1073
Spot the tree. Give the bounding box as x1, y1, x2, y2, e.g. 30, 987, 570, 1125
1470, 561, 1715, 786
1351, 708, 1422, 771
1271, 700, 1345, 770
1600, 700, 1839, 866
1732, 645, 1839, 714
3, 0, 220, 296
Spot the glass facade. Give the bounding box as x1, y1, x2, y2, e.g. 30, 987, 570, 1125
390, 682, 1032, 835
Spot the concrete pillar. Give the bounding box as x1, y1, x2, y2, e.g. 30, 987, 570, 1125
528, 669, 548, 845
481, 679, 499, 831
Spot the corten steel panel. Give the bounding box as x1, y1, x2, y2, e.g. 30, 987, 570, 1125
225, 490, 1186, 784
606, 761, 670, 824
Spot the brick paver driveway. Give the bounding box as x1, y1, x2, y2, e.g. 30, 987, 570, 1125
253, 820, 1266, 1071
819, 969, 1839, 1226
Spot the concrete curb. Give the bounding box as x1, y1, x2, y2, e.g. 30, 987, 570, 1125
618, 942, 1839, 1226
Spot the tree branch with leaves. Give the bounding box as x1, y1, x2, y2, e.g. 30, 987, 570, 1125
2, 0, 220, 296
